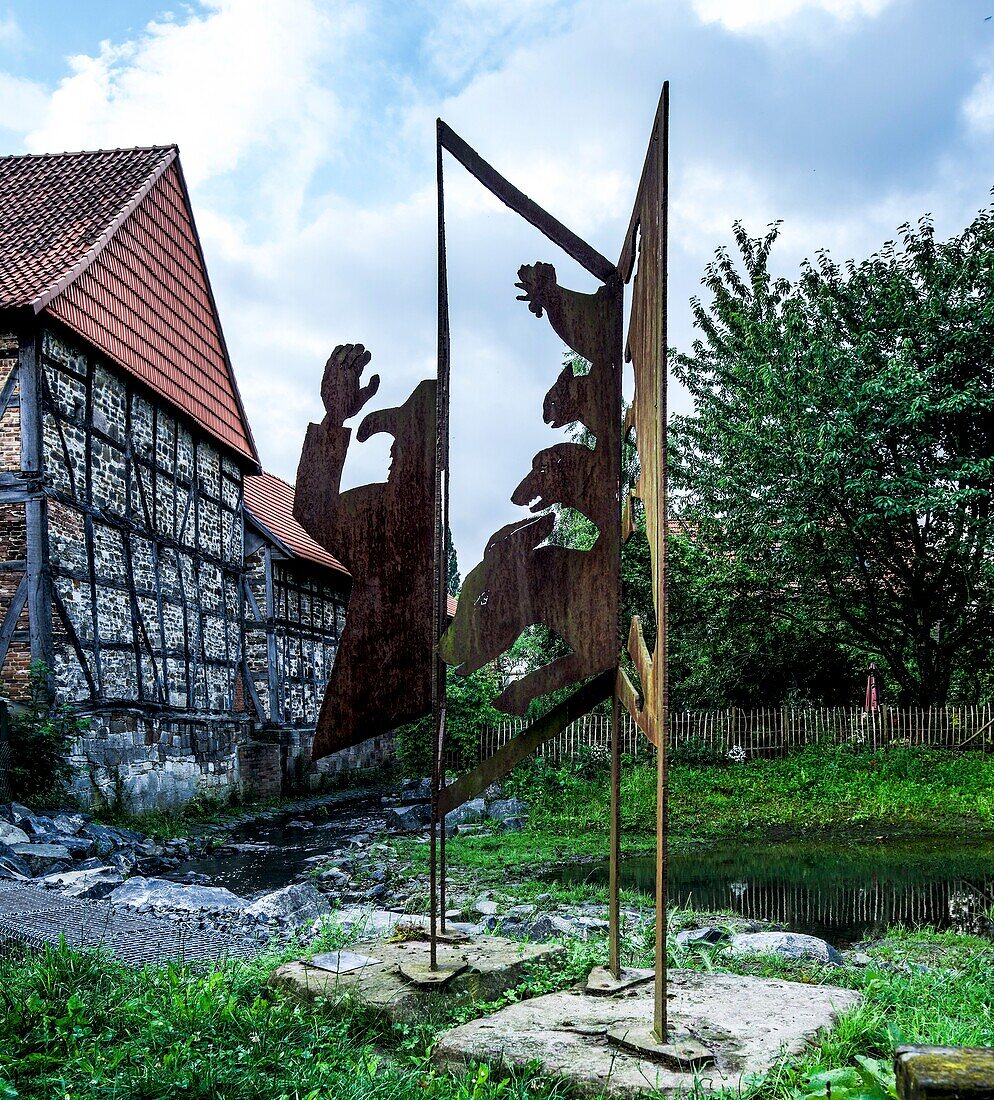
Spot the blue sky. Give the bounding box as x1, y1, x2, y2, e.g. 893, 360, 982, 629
1, 0, 993, 569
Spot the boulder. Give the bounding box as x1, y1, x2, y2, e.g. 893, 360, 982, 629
8, 842, 72, 875
319, 867, 352, 889
676, 926, 729, 948
0, 822, 30, 847
499, 817, 526, 833
400, 777, 432, 802
487, 798, 527, 823
50, 813, 87, 836
0, 851, 32, 880
285, 820, 313, 832
40, 866, 123, 899
109, 876, 245, 912
474, 899, 499, 918
445, 799, 486, 828
725, 931, 843, 966
80, 822, 119, 856
384, 803, 431, 832
526, 914, 576, 941
243, 883, 331, 928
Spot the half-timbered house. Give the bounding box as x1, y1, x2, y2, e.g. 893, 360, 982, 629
0, 145, 404, 808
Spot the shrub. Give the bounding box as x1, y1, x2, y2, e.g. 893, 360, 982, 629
6, 663, 84, 805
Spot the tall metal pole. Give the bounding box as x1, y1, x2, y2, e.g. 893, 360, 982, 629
431, 120, 452, 969
653, 81, 670, 1045
608, 684, 622, 978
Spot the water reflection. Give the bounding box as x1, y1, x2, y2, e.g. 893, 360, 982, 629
552, 839, 994, 945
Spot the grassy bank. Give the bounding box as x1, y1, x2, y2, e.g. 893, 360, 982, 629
1, 921, 991, 1099
409, 744, 994, 878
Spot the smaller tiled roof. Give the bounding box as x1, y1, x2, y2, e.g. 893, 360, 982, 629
244, 471, 347, 576
244, 470, 459, 620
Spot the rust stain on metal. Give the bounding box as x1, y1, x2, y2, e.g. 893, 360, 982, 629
294, 343, 435, 760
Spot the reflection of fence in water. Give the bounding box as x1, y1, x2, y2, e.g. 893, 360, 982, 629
669, 876, 994, 936
477, 703, 994, 763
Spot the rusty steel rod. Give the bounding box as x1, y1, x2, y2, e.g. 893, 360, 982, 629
437, 121, 616, 285
653, 81, 670, 1044
608, 680, 622, 979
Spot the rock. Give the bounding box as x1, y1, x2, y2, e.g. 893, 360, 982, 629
109, 876, 245, 912
0, 851, 32, 880
244, 883, 331, 928
384, 803, 431, 832
327, 906, 431, 938
507, 904, 537, 919
848, 951, 872, 967
400, 777, 432, 802
726, 932, 843, 966
8, 842, 72, 874
40, 866, 123, 899
487, 798, 527, 823
455, 823, 484, 836
173, 871, 212, 886
676, 926, 729, 948
80, 822, 118, 856
51, 813, 87, 836
8, 803, 35, 827
445, 799, 486, 828
59, 836, 95, 859
474, 900, 499, 918
0, 822, 30, 847
319, 868, 352, 888
526, 914, 576, 941
499, 817, 526, 833
285, 820, 313, 832
107, 849, 139, 876
573, 917, 610, 940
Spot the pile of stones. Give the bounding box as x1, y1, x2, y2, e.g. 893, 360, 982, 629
382, 778, 529, 835
0, 801, 213, 898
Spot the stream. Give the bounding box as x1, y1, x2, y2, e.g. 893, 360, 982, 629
170, 798, 994, 946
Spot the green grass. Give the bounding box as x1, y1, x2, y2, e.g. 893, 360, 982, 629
1, 921, 991, 1100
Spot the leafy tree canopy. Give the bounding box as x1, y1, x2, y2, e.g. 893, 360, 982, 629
671, 208, 994, 705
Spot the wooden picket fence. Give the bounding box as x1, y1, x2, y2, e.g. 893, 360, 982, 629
475, 703, 994, 765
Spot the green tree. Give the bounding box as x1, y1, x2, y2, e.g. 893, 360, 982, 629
671, 209, 994, 704
446, 525, 460, 597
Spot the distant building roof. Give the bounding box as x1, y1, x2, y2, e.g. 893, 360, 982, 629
0, 145, 258, 467
244, 470, 459, 619
244, 470, 348, 576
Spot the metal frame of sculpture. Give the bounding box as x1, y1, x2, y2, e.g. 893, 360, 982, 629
297, 84, 673, 1045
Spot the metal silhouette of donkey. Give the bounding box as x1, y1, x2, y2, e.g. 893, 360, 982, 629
295, 343, 436, 758
440, 262, 621, 715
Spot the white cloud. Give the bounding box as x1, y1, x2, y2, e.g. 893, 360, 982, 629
691, 0, 895, 34
0, 10, 22, 47
963, 69, 994, 135
25, 0, 361, 225
0, 71, 48, 134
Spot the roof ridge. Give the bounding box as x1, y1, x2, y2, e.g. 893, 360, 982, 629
31, 146, 178, 314
0, 144, 177, 163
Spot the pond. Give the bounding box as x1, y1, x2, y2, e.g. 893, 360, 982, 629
551, 837, 994, 946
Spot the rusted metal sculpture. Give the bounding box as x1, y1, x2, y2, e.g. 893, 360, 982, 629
297, 90, 674, 1049
440, 263, 621, 714
294, 344, 436, 760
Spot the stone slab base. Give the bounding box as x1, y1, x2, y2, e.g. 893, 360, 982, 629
434, 968, 862, 1097
271, 933, 565, 1023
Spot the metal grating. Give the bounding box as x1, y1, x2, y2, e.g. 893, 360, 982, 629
0, 883, 258, 965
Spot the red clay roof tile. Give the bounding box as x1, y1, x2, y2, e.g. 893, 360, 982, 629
0, 146, 258, 466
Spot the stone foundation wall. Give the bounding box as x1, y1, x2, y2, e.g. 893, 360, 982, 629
68, 708, 252, 812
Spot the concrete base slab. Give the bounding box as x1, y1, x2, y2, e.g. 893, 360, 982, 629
271, 934, 565, 1023
435, 968, 862, 1097
585, 965, 655, 996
